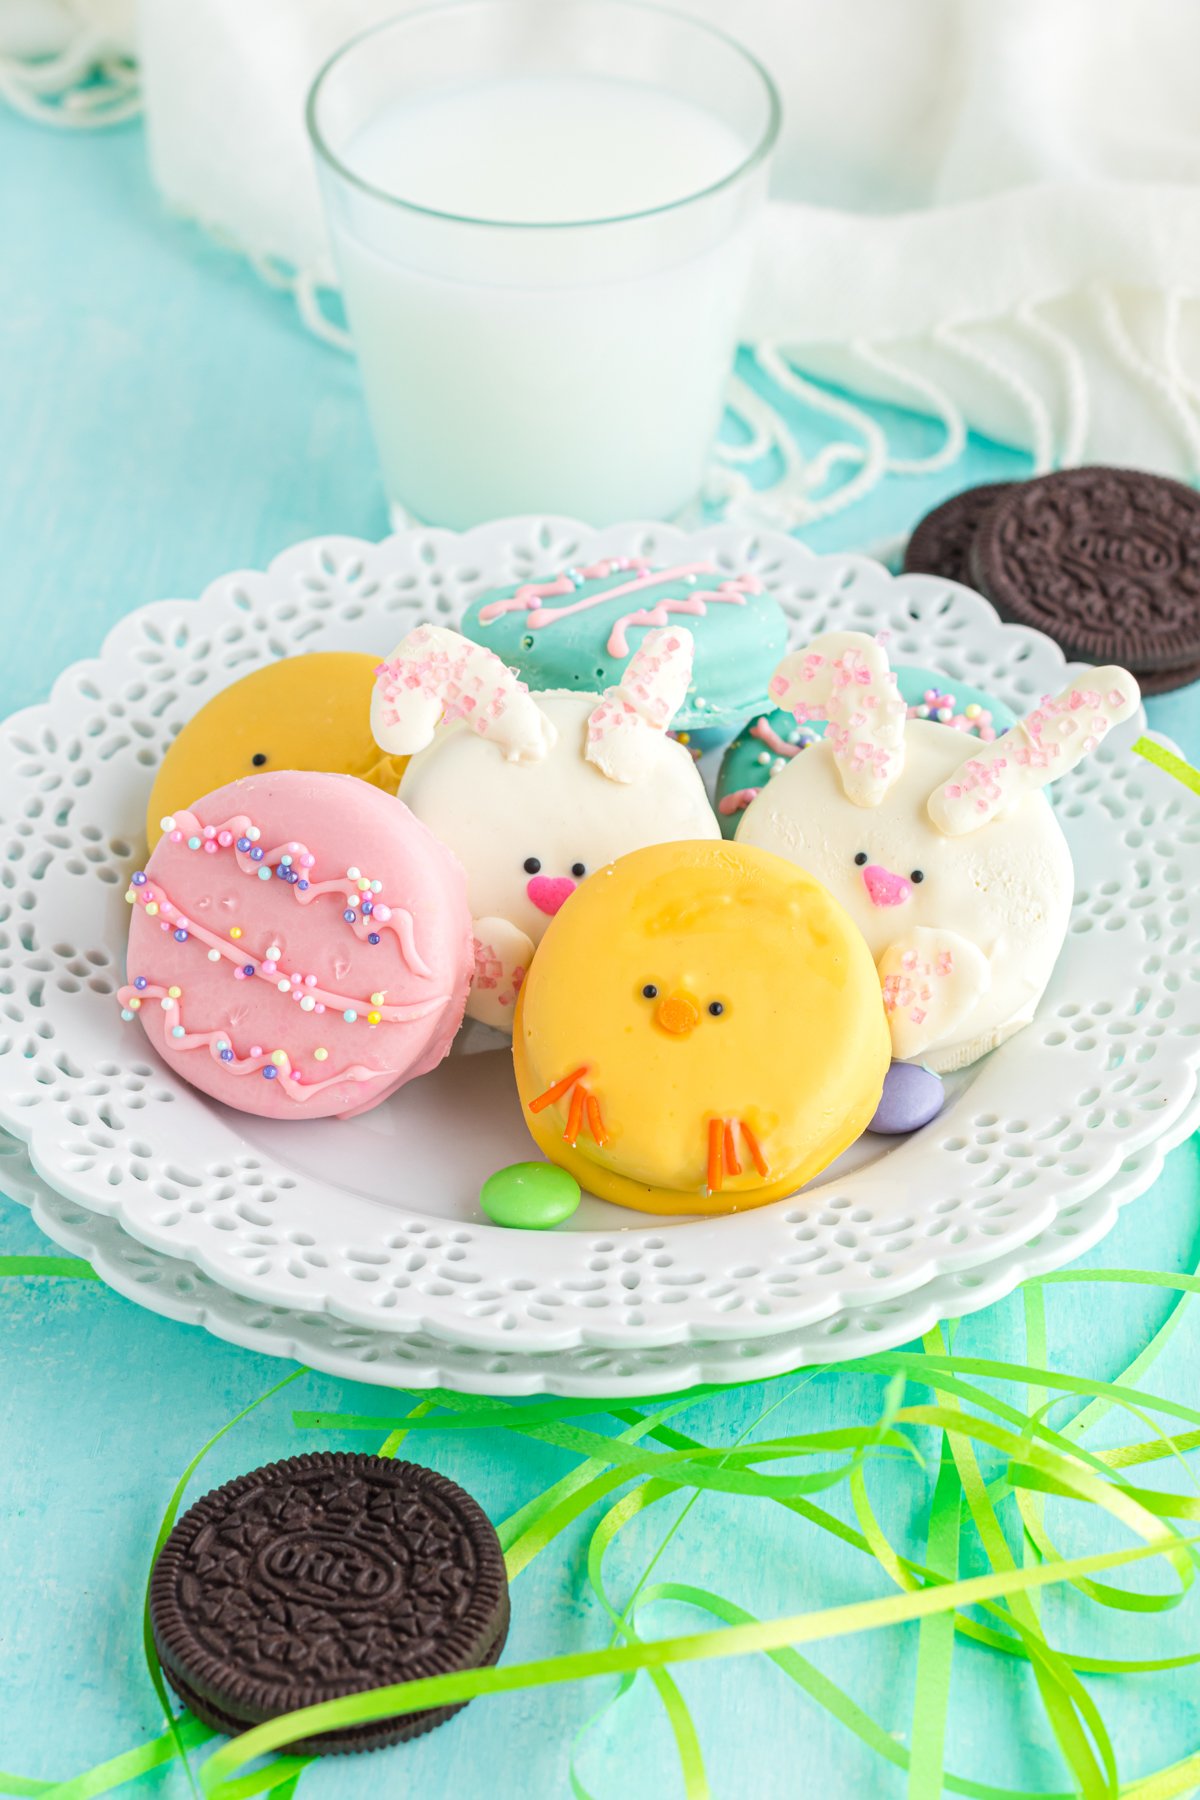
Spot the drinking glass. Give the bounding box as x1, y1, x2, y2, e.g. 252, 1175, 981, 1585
307, 0, 780, 528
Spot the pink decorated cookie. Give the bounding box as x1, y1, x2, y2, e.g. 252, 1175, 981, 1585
120, 771, 472, 1120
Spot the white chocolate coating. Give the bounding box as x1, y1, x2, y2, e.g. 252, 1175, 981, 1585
737, 722, 1074, 1071
399, 690, 719, 1030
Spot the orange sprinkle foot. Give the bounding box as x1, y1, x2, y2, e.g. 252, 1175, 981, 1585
739, 1121, 769, 1179
530, 1066, 588, 1114
564, 1083, 586, 1147
723, 1121, 741, 1177
706, 1117, 724, 1196
585, 1093, 609, 1148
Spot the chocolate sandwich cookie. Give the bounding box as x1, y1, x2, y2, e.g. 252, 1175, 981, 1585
150, 1453, 509, 1755
1128, 655, 1200, 695
970, 467, 1200, 671
903, 482, 1016, 585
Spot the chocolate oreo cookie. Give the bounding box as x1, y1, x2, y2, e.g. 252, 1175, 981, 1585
150, 1453, 509, 1755
970, 467, 1200, 671
1128, 654, 1200, 695
903, 482, 1016, 585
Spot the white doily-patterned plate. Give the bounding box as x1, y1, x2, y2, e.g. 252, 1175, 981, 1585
6, 1101, 1197, 1394
0, 520, 1196, 1356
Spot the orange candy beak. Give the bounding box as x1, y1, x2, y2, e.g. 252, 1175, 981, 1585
654, 991, 700, 1036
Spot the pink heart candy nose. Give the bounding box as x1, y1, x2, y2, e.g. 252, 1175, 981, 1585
862, 863, 912, 908
527, 875, 577, 916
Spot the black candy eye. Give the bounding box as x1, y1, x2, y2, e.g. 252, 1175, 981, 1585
910, 869, 925, 884
251, 752, 268, 767
708, 1001, 725, 1017
523, 856, 541, 875
642, 984, 658, 999
853, 851, 868, 867
571, 862, 586, 879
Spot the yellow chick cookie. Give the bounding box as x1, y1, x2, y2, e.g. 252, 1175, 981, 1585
146, 654, 408, 849
513, 840, 890, 1215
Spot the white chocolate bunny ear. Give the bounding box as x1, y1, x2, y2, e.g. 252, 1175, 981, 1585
585, 627, 695, 784
928, 666, 1140, 836
372, 625, 556, 765
768, 630, 907, 808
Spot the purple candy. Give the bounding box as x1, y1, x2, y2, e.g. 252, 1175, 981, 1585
868, 1062, 944, 1135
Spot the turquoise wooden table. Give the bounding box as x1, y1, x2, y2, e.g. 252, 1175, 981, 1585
2, 112, 1198, 1800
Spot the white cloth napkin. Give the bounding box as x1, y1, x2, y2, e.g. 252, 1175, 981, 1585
79, 0, 1200, 514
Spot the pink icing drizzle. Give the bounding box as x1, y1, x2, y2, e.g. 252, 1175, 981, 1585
477, 559, 763, 659
124, 880, 447, 1023
119, 984, 400, 1100
162, 809, 431, 976
717, 787, 761, 817
749, 716, 807, 759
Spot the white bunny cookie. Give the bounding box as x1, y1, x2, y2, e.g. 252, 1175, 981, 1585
737, 631, 1140, 1073
372, 624, 719, 1031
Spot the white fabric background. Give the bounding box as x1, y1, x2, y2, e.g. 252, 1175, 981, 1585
12, 0, 1200, 508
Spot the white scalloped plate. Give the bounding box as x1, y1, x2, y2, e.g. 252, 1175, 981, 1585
7, 1103, 1198, 1394
0, 520, 1196, 1358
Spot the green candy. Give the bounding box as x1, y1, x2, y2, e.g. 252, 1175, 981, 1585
479, 1162, 581, 1230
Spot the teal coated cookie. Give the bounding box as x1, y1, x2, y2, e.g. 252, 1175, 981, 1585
480, 1162, 582, 1230
716, 663, 1016, 837
461, 556, 789, 741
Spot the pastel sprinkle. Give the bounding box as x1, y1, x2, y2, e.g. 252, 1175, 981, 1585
257, 867, 272, 881
367, 1011, 381, 1025
370, 992, 384, 1006
220, 1048, 233, 1061
160, 816, 175, 832
121, 1008, 134, 1021
314, 1047, 328, 1061
187, 836, 201, 850
236, 837, 250, 852
343, 910, 356, 923
271, 1050, 288, 1067
277, 979, 291, 993
145, 903, 159, 917
262, 1065, 277, 1079
300, 996, 316, 1012
132, 872, 147, 885
266, 947, 281, 961
230, 927, 242, 940
347, 866, 361, 880
168, 986, 181, 999
134, 977, 147, 990
171, 1025, 185, 1038
368, 934, 381, 945
247, 827, 261, 841
173, 929, 188, 942
207, 949, 221, 962
343, 1009, 357, 1023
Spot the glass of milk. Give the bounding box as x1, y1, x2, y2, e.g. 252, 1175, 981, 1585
307, 0, 780, 528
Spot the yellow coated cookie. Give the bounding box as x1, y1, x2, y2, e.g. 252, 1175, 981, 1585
513, 840, 890, 1215
146, 654, 408, 849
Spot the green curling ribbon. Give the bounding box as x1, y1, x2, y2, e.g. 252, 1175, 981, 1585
0, 1256, 96, 1279
1132, 736, 1200, 795
10, 1232, 1200, 1799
